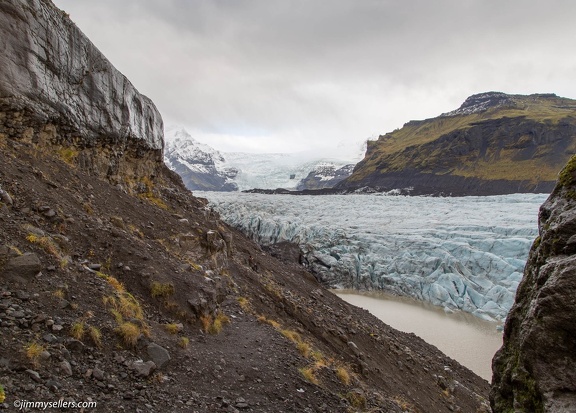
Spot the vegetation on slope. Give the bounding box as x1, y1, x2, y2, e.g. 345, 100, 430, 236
342, 92, 576, 193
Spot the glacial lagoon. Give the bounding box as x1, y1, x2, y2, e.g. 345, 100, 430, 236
334, 290, 503, 380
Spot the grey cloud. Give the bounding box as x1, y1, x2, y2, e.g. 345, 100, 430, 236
53, 0, 576, 156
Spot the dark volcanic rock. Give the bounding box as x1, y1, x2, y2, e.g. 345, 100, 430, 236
491, 156, 576, 412
0, 252, 41, 283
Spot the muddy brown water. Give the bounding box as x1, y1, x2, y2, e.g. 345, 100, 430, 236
334, 290, 503, 381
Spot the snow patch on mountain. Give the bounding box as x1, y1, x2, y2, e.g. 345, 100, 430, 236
164, 126, 363, 191
164, 127, 238, 191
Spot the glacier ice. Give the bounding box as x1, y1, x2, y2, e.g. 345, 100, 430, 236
201, 192, 547, 322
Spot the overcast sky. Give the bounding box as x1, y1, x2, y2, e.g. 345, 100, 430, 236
52, 0, 576, 158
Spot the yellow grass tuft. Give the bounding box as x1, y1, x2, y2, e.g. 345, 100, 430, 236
24, 341, 44, 366
178, 337, 190, 349
237, 296, 250, 311
70, 321, 85, 340
26, 234, 62, 259
280, 329, 301, 344
115, 322, 140, 347
164, 323, 180, 335
346, 391, 367, 409
150, 282, 175, 298
53, 289, 65, 299
297, 341, 311, 358
298, 366, 319, 385
56, 147, 79, 165
200, 315, 212, 332
208, 312, 230, 335
335, 366, 351, 386
89, 326, 102, 348
107, 276, 125, 293
256, 315, 281, 329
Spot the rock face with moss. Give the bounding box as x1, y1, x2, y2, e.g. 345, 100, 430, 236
338, 92, 576, 195
491, 155, 576, 412
0, 0, 163, 189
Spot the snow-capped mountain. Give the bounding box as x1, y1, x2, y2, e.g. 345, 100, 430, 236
163, 127, 361, 191
164, 128, 238, 191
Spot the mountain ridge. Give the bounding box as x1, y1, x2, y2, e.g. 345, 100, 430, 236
338, 92, 576, 196
164, 127, 358, 191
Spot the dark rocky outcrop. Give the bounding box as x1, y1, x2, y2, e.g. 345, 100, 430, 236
338, 92, 576, 196
0, 0, 164, 189
491, 156, 576, 412
297, 163, 355, 190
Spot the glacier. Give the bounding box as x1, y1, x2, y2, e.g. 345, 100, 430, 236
201, 192, 548, 322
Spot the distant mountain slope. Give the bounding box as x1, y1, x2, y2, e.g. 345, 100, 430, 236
164, 127, 359, 191
337, 92, 576, 195
164, 128, 238, 191
296, 163, 355, 190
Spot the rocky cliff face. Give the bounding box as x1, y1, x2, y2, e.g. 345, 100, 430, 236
338, 92, 576, 196
491, 156, 576, 412
0, 0, 164, 190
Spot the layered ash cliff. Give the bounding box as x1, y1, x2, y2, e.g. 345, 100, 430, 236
0, 0, 164, 189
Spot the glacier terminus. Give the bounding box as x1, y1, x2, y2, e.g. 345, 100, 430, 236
202, 192, 547, 323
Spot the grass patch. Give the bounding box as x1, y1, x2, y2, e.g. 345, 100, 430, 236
82, 202, 94, 215
106, 276, 125, 293
164, 323, 180, 335
115, 322, 141, 347
280, 329, 301, 344
298, 366, 319, 385
26, 233, 63, 259
237, 296, 250, 311
257, 315, 281, 329
128, 224, 144, 239
89, 326, 102, 348
297, 341, 311, 358
140, 192, 168, 210
56, 147, 79, 165
24, 341, 44, 366
53, 289, 65, 299
335, 366, 351, 386
150, 281, 175, 298
70, 321, 85, 340
346, 391, 367, 409
178, 337, 190, 349
208, 312, 230, 335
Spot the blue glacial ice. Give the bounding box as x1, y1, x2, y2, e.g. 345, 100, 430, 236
201, 192, 547, 322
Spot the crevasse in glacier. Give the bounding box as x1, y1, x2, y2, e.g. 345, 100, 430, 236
202, 192, 546, 322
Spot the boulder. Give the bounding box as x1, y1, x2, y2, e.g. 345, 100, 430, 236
131, 360, 156, 377
0, 253, 41, 283
146, 343, 170, 368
